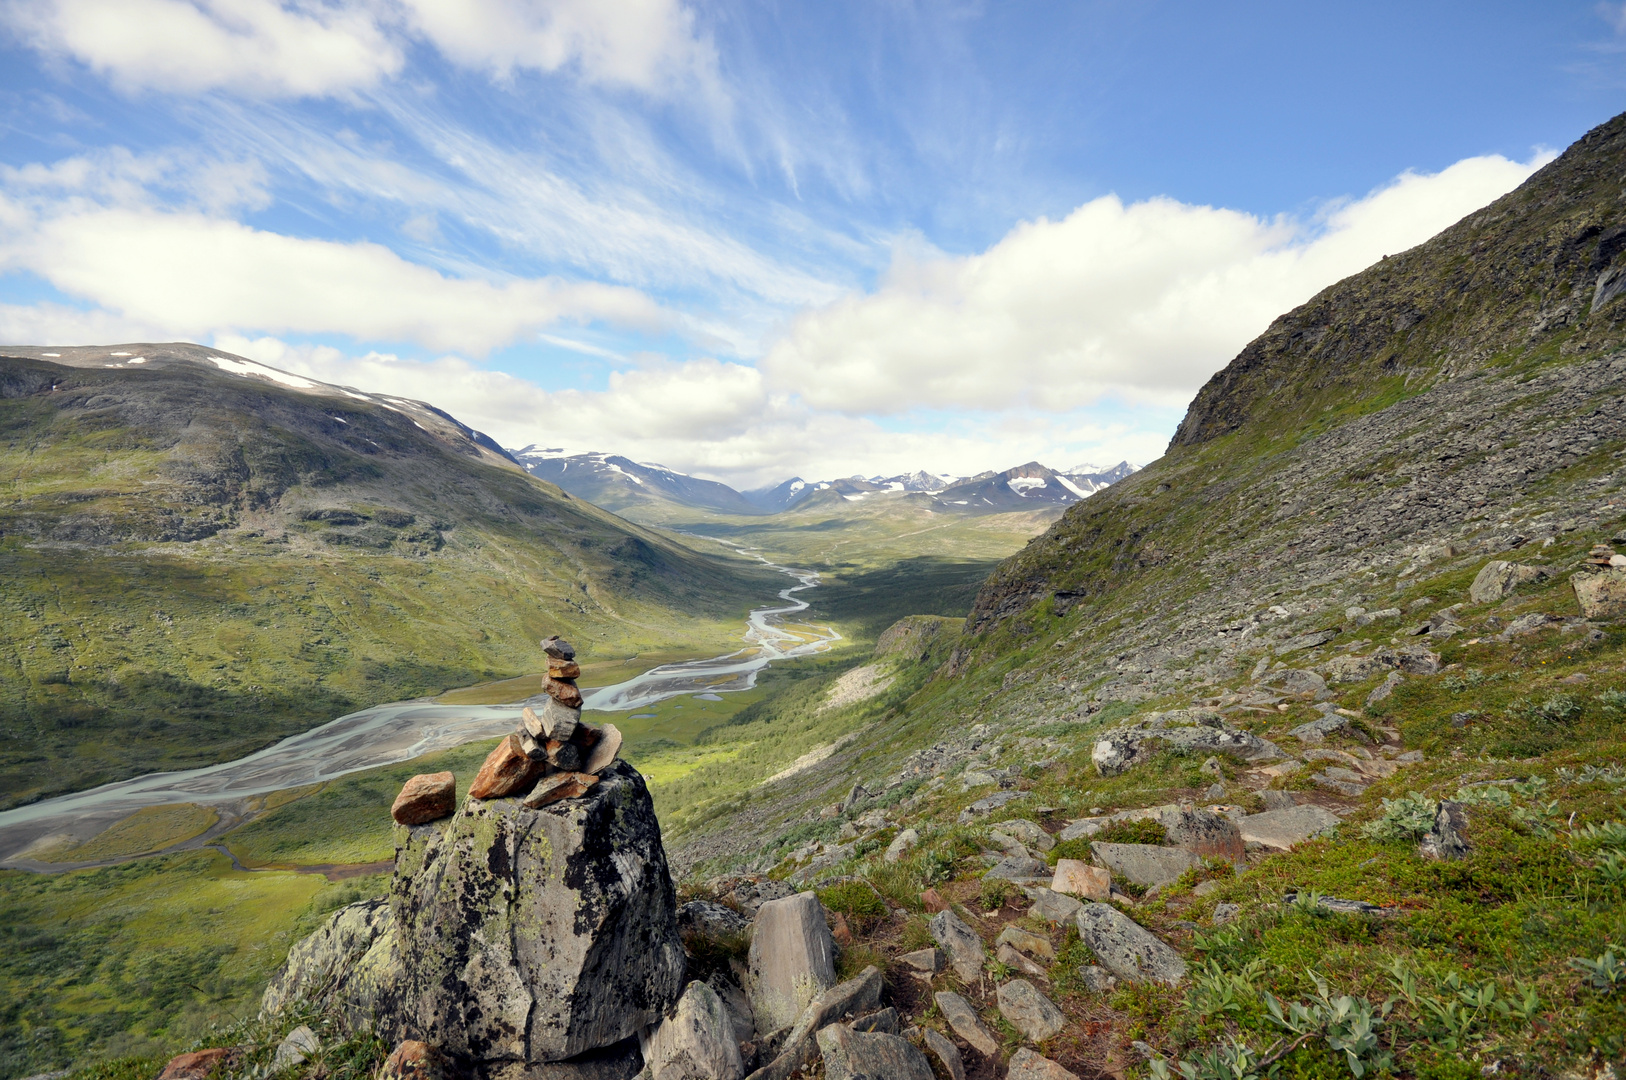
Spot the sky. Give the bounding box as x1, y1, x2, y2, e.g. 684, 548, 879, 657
0, 2, 1620, 489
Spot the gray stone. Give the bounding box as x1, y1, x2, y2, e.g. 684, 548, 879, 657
730, 879, 795, 916
896, 948, 944, 977
748, 892, 837, 1038
1366, 671, 1403, 705
1470, 561, 1549, 604
814, 1024, 933, 1080
1260, 790, 1297, 810
1288, 713, 1348, 743
1074, 903, 1186, 985
1028, 887, 1083, 924
996, 942, 1048, 978
921, 1029, 964, 1080
992, 819, 1055, 852
261, 896, 403, 1024
1092, 717, 1283, 777
640, 981, 745, 1080
1006, 1048, 1080, 1080
746, 967, 883, 1080
958, 790, 1026, 822
1212, 903, 1240, 925
1276, 628, 1339, 656
1203, 782, 1226, 801
678, 901, 751, 941
271, 1025, 319, 1073
1575, 569, 1626, 619
984, 854, 1048, 881
1078, 965, 1117, 993
995, 979, 1065, 1042
525, 697, 582, 741
1238, 805, 1341, 852
883, 828, 919, 863
487, 1040, 643, 1080
705, 974, 755, 1045
1311, 768, 1367, 796
1260, 668, 1328, 696
849, 1008, 899, 1035
1089, 842, 1201, 888
390, 761, 685, 1064
929, 909, 987, 982
1419, 800, 1471, 861
1284, 892, 1385, 916
932, 991, 998, 1056
1157, 806, 1245, 862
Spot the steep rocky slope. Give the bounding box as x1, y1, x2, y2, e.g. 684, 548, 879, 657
0, 348, 779, 809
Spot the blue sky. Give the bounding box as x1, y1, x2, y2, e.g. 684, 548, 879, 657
0, 1, 1618, 487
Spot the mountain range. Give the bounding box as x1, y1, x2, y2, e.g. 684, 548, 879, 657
510, 446, 1137, 519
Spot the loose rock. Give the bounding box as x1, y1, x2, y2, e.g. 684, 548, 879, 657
897, 948, 944, 978
678, 901, 751, 940
996, 979, 1065, 1042
640, 980, 745, 1080
1419, 800, 1471, 860
1028, 887, 1084, 923
884, 828, 920, 863
544, 676, 585, 708
997, 925, 1055, 960
1089, 842, 1201, 888
997, 942, 1048, 979
542, 636, 577, 660
585, 723, 623, 774
929, 909, 988, 982
922, 1029, 964, 1080
526, 699, 582, 742
932, 991, 998, 1056
391, 772, 456, 826
748, 892, 837, 1038
469, 734, 548, 800
523, 771, 598, 809
1074, 903, 1186, 985
1078, 966, 1117, 993
1237, 805, 1341, 852
271, 1025, 319, 1072
157, 1050, 235, 1080
1006, 1048, 1080, 1080
1092, 717, 1282, 777
814, 1024, 933, 1080
1575, 569, 1626, 619
381, 1041, 450, 1080
1470, 561, 1549, 604
1366, 671, 1403, 705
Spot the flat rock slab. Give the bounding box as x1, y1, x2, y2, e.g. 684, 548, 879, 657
1051, 859, 1110, 900
1028, 887, 1084, 924
996, 978, 1065, 1042
933, 991, 998, 1057
897, 947, 944, 977
930, 909, 988, 982
748, 892, 837, 1038
1089, 842, 1201, 888
997, 925, 1054, 960
984, 854, 1048, 880
815, 1024, 934, 1080
1074, 902, 1186, 985
1238, 805, 1341, 852
641, 980, 744, 1080
1007, 1048, 1080, 1080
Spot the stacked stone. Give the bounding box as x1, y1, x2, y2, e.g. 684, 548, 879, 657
1587, 542, 1626, 568
389, 635, 623, 824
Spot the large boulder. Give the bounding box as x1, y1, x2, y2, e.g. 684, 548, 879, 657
261, 895, 405, 1025
1471, 561, 1549, 604
747, 892, 837, 1038
1238, 805, 1341, 852
392, 761, 685, 1064
1575, 569, 1626, 619
1088, 843, 1201, 888
1074, 903, 1186, 985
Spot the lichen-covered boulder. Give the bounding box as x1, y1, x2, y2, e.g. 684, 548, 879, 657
393, 760, 686, 1065
261, 895, 405, 1024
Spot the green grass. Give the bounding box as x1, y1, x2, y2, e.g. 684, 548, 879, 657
39, 805, 221, 863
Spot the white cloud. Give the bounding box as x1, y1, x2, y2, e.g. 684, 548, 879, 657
760, 153, 1552, 415
2, 0, 404, 98
1, 203, 669, 352
2, 0, 719, 100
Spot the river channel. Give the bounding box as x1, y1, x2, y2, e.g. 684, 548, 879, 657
0, 545, 838, 862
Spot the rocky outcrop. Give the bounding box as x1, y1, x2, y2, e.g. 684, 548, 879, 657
1470, 561, 1549, 604
746, 892, 837, 1039
261, 895, 404, 1024
1575, 569, 1626, 619
1092, 715, 1282, 776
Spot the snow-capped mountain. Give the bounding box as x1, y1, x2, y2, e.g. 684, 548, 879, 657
511, 448, 761, 515
931, 461, 1139, 511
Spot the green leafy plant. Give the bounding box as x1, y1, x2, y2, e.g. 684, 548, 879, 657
1571, 948, 1626, 993
1597, 690, 1626, 714
1264, 973, 1394, 1077
1359, 793, 1437, 842
1094, 818, 1169, 845
979, 877, 1013, 911
1387, 959, 1501, 1050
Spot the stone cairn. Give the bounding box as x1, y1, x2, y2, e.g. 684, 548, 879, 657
389, 635, 624, 825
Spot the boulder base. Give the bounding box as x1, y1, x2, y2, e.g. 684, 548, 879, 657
1575, 569, 1626, 619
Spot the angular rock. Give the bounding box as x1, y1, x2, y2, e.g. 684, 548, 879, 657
392, 772, 456, 826
984, 854, 1048, 881
1471, 561, 1549, 604
1028, 887, 1084, 924
158, 1050, 235, 1080
1074, 903, 1186, 985
526, 698, 582, 741
850, 1007, 899, 1035
549, 658, 583, 679
1366, 671, 1403, 705
546, 739, 585, 772
706, 974, 756, 1045
1089, 843, 1201, 888
958, 790, 1026, 822
1159, 806, 1246, 863
1050, 860, 1109, 900
1092, 718, 1282, 777
1006, 1049, 1079, 1080
1575, 569, 1626, 619
543, 636, 577, 660
897, 948, 944, 977
1288, 714, 1348, 744
922, 1028, 964, 1080
523, 771, 598, 809
272, 1025, 319, 1072
261, 896, 402, 1022
519, 728, 548, 760
678, 900, 751, 940
1260, 668, 1328, 697
1078, 966, 1117, 993
1311, 768, 1367, 796
392, 760, 685, 1064
1321, 654, 1389, 684
815, 1024, 933, 1080
997, 925, 1055, 960
470, 734, 549, 799
1419, 800, 1471, 861
883, 828, 919, 863
997, 942, 1048, 978
932, 991, 997, 1056
641, 980, 745, 1080
1277, 628, 1339, 656
1238, 805, 1340, 852
545, 676, 585, 708
382, 1041, 450, 1080
1212, 903, 1240, 925
747, 967, 882, 1080
929, 908, 987, 982
748, 892, 837, 1038
1260, 790, 1297, 810
996, 979, 1065, 1042
585, 723, 623, 774
993, 819, 1055, 852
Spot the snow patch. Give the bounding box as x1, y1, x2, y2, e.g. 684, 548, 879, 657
1055, 475, 1092, 499
1007, 476, 1048, 496
208, 355, 318, 389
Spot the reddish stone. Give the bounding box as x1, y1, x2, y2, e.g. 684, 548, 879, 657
921, 888, 950, 913
545, 738, 583, 771
548, 658, 582, 679
383, 1040, 450, 1080
829, 910, 853, 946
391, 771, 455, 825
469, 734, 547, 799
543, 676, 584, 708
158, 1049, 235, 1080
522, 771, 598, 809
584, 722, 622, 774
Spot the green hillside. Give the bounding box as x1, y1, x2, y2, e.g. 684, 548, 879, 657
0, 352, 781, 809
